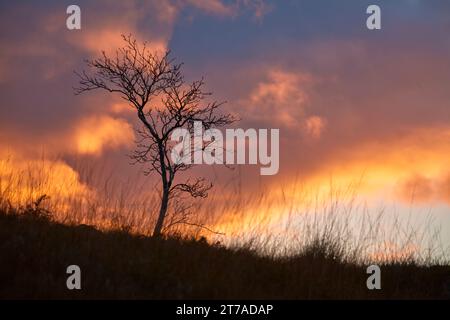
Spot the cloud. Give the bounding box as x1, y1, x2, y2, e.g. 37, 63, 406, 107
0, 155, 93, 205
303, 116, 327, 139
184, 0, 272, 19
244, 0, 273, 21
286, 126, 450, 205
397, 173, 450, 205
186, 0, 235, 16
243, 69, 313, 127
65, 1, 176, 55
74, 116, 134, 156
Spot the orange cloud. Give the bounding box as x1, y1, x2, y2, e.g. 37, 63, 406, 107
397, 173, 450, 205
110, 102, 133, 115
0, 155, 93, 206
74, 116, 134, 156
282, 126, 450, 206
208, 126, 450, 242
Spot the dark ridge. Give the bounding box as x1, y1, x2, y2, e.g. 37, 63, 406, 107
1, 210, 449, 299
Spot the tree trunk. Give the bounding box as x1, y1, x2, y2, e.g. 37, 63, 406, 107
153, 143, 170, 237
153, 186, 169, 237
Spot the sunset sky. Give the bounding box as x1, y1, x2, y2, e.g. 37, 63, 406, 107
0, 1, 449, 250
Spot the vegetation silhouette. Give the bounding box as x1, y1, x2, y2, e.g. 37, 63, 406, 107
1, 206, 449, 299
75, 35, 235, 237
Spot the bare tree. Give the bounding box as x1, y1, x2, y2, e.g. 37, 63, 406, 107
75, 35, 235, 237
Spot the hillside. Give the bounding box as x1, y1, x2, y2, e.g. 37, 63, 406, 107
0, 209, 449, 299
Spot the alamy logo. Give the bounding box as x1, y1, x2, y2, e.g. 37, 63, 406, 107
366, 5, 381, 30
66, 265, 81, 290
170, 121, 279, 175
366, 264, 381, 290
66, 5, 81, 30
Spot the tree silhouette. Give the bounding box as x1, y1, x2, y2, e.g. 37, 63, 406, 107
75, 35, 235, 237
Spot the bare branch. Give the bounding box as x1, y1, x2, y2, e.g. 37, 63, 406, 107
75, 35, 237, 237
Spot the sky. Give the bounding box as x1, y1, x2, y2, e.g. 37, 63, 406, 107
0, 0, 449, 252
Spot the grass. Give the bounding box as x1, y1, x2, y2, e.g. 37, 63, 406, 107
1, 157, 450, 299
1, 206, 449, 299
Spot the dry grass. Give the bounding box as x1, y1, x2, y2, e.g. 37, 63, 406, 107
1, 156, 449, 299
1, 207, 449, 299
